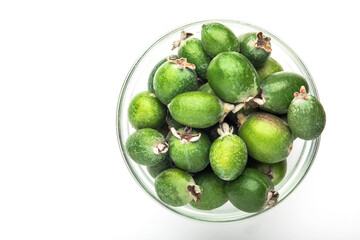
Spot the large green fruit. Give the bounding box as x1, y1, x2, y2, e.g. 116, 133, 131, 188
155, 169, 202, 207
207, 52, 260, 104
148, 55, 177, 93
256, 57, 283, 81
201, 22, 240, 58
226, 168, 278, 213
247, 157, 287, 186
260, 72, 309, 114
147, 157, 173, 178
238, 113, 293, 163
128, 91, 166, 129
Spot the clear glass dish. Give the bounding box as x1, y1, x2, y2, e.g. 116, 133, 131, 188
116, 19, 320, 222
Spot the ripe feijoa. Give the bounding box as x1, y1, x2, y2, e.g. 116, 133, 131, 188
128, 91, 166, 130
248, 158, 287, 186
287, 87, 326, 140
168, 91, 234, 128
169, 127, 211, 173
238, 32, 272, 68
155, 168, 202, 207
154, 57, 198, 105
189, 171, 228, 210
260, 72, 309, 114
201, 22, 240, 58
148, 55, 177, 93
147, 157, 173, 178
238, 112, 293, 163
209, 123, 247, 181
226, 168, 279, 213
256, 57, 283, 81
126, 128, 168, 166
207, 52, 260, 104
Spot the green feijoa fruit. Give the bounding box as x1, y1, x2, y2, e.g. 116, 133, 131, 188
198, 82, 216, 96
189, 171, 228, 210
209, 123, 247, 181
148, 55, 177, 93
169, 91, 234, 128
128, 91, 166, 130
169, 127, 211, 173
287, 87, 326, 140
238, 112, 293, 163
201, 22, 240, 58
126, 128, 168, 166
147, 157, 173, 178
226, 168, 278, 213
177, 37, 211, 80
155, 168, 202, 207
260, 72, 309, 114
256, 57, 283, 81
154, 57, 198, 105
248, 157, 287, 186
238, 32, 272, 68
207, 52, 260, 104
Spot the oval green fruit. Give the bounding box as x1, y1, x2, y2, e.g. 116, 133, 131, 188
238, 113, 293, 163
209, 123, 247, 181
128, 91, 166, 130
248, 158, 287, 186
226, 168, 278, 213
154, 59, 198, 105
178, 37, 211, 80
287, 89, 326, 140
207, 52, 260, 104
201, 22, 240, 58
148, 55, 177, 93
147, 157, 173, 178
189, 171, 228, 210
256, 57, 283, 81
169, 127, 211, 173
126, 128, 168, 166
260, 72, 309, 114
155, 168, 202, 207
238, 32, 271, 68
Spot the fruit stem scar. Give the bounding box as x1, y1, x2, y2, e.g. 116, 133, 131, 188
232, 96, 258, 113
167, 56, 196, 70
254, 32, 272, 52
260, 166, 274, 180
153, 142, 169, 154
217, 122, 234, 137
172, 30, 194, 50
265, 190, 279, 208
219, 102, 235, 123
170, 127, 201, 143
236, 113, 248, 127
187, 185, 202, 204
294, 86, 309, 100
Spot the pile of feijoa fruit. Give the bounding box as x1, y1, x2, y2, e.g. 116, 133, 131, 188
125, 22, 326, 213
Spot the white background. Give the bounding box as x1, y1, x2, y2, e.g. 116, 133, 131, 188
0, 0, 359, 239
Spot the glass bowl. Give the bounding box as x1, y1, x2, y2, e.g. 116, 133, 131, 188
116, 19, 320, 222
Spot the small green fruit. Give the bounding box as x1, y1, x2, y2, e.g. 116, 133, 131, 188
226, 168, 278, 213
148, 55, 177, 93
147, 157, 173, 178
128, 91, 166, 129
155, 169, 202, 207
126, 128, 168, 166
201, 22, 240, 58
248, 158, 287, 186
256, 57, 283, 81
189, 171, 228, 210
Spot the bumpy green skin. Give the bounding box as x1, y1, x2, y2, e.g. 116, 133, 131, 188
155, 168, 197, 207
147, 157, 173, 178
148, 55, 177, 93
238, 32, 271, 68
169, 91, 224, 128
198, 83, 216, 96
226, 168, 274, 213
260, 72, 309, 114
210, 134, 248, 181
238, 113, 293, 163
287, 95, 326, 140
248, 158, 287, 186
190, 171, 228, 210
128, 91, 166, 130
126, 128, 167, 166
201, 23, 240, 58
178, 38, 211, 80
207, 52, 260, 104
169, 129, 211, 173
256, 57, 283, 81
154, 61, 198, 105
